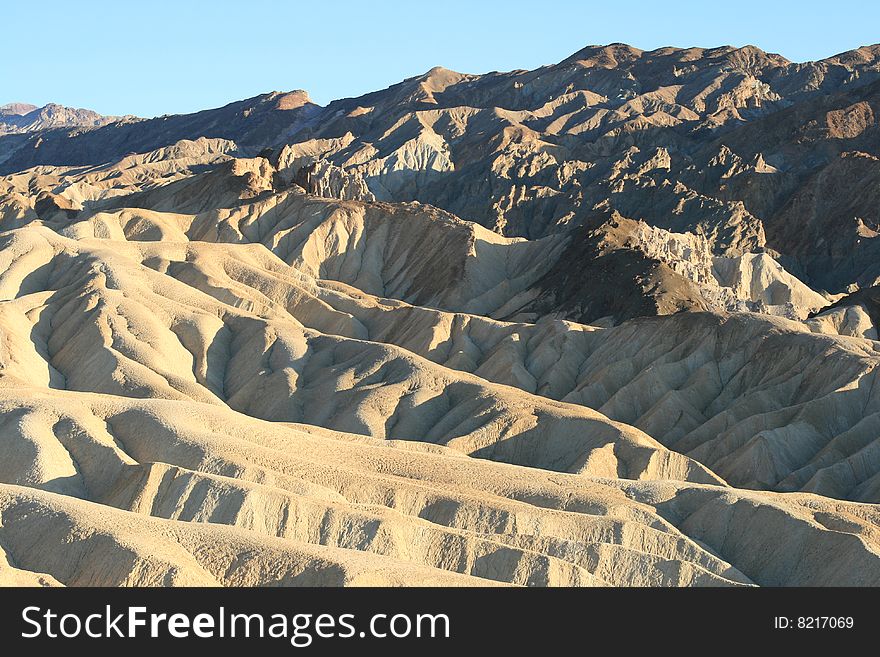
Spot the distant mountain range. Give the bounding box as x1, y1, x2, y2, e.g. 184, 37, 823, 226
4, 43, 880, 325
0, 101, 124, 136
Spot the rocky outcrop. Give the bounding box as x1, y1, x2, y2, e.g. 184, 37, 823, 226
290, 159, 377, 201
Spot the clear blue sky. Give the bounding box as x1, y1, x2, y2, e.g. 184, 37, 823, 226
4, 0, 879, 118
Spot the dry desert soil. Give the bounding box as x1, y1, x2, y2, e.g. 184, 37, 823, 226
3, 43, 880, 586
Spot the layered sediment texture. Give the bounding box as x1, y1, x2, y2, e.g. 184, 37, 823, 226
3, 43, 880, 586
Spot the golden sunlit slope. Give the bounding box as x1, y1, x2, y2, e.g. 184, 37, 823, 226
1, 141, 880, 586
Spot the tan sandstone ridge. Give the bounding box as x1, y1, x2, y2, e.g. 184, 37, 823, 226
2, 44, 880, 586
0, 138, 879, 587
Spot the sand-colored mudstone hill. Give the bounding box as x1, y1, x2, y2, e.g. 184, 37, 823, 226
3, 43, 880, 586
